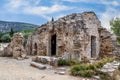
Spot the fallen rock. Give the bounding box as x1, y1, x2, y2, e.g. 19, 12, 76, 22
32, 56, 58, 66
93, 76, 100, 80
54, 71, 65, 75
30, 62, 46, 70
54, 67, 67, 75
100, 61, 120, 78
17, 57, 24, 60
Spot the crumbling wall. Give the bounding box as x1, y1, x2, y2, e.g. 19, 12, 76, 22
99, 28, 115, 58
2, 33, 27, 59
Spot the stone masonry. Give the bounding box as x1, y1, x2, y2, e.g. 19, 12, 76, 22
99, 28, 115, 58
26, 12, 114, 60
26, 11, 102, 61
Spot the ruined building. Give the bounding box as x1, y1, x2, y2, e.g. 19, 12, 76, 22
26, 11, 102, 60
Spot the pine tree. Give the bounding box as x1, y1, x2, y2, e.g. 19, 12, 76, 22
9, 28, 14, 37
52, 17, 54, 22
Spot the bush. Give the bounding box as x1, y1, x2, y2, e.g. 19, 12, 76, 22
93, 58, 115, 69
70, 58, 115, 77
71, 65, 94, 77
70, 59, 81, 66
57, 58, 70, 66
99, 72, 112, 80
1, 34, 11, 42
58, 59, 81, 66
88, 64, 96, 70
79, 70, 94, 77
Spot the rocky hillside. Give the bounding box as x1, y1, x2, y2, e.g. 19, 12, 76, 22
0, 20, 39, 33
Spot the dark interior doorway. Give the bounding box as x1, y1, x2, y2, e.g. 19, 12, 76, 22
34, 43, 37, 55
51, 34, 56, 56
91, 36, 96, 58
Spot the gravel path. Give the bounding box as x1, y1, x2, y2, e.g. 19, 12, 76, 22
0, 56, 83, 80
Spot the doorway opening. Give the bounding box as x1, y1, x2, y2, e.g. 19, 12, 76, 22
91, 36, 96, 58
34, 43, 37, 55
51, 34, 56, 56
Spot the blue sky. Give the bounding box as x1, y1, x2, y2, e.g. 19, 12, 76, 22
0, 0, 120, 29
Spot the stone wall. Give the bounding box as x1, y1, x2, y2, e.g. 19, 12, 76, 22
77, 12, 101, 59
99, 28, 115, 58
26, 11, 101, 61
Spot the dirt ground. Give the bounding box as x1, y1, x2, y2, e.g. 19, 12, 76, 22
0, 56, 93, 80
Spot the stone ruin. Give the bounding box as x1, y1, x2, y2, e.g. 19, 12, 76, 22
99, 28, 115, 58
0, 11, 115, 61
26, 11, 107, 61
1, 33, 27, 59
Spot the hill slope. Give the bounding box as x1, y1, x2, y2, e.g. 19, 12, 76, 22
0, 20, 39, 33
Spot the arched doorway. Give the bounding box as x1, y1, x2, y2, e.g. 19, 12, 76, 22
51, 34, 56, 56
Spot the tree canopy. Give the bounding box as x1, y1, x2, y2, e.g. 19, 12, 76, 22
110, 18, 120, 44
110, 18, 120, 36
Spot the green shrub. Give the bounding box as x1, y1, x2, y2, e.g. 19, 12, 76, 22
79, 70, 94, 77
93, 58, 115, 69
94, 61, 104, 68
70, 59, 81, 65
94, 70, 112, 80
71, 68, 94, 77
71, 64, 85, 71
1, 34, 11, 42
99, 72, 112, 80
70, 58, 115, 77
70, 64, 94, 76
88, 64, 96, 70
57, 58, 70, 66
58, 59, 81, 66
70, 65, 81, 76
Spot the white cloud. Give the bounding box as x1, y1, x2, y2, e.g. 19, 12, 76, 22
102, 1, 119, 7
100, 7, 120, 30
5, 0, 72, 20
23, 4, 71, 15
35, 0, 41, 5
55, 14, 66, 19
5, 0, 29, 10
63, 0, 120, 7
62, 0, 120, 30
4, 0, 120, 28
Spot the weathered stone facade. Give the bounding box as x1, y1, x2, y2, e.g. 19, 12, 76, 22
26, 12, 101, 60
2, 33, 27, 59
